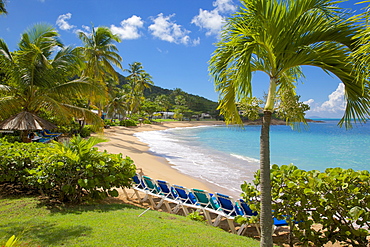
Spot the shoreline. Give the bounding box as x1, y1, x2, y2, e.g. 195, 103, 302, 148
95, 121, 229, 195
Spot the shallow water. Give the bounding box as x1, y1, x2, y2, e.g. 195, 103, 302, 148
134, 120, 370, 198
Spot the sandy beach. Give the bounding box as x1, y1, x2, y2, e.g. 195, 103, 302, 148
95, 121, 226, 194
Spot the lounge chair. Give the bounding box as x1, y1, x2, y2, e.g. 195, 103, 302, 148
141, 175, 163, 208
156, 180, 184, 213
130, 173, 149, 202
129, 173, 160, 208
214, 192, 245, 234
33, 132, 54, 143
191, 188, 223, 225
42, 129, 62, 137
172, 185, 202, 215
237, 199, 292, 236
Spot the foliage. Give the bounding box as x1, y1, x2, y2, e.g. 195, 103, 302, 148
4, 235, 18, 247
79, 125, 94, 138
104, 119, 119, 126
30, 136, 136, 202
275, 91, 310, 126
0, 136, 136, 203
237, 97, 263, 121
119, 119, 137, 127
241, 164, 370, 246
209, 0, 369, 245
0, 197, 259, 247
186, 211, 206, 222
0, 24, 103, 127
0, 139, 47, 186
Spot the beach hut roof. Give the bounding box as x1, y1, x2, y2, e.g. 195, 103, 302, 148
0, 111, 56, 131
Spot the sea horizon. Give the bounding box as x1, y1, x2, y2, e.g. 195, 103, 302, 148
135, 119, 370, 198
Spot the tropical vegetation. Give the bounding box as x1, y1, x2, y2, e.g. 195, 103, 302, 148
241, 164, 370, 247
0, 24, 104, 137
209, 0, 370, 245
0, 136, 136, 203
0, 22, 218, 141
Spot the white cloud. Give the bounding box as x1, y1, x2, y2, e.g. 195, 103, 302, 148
192, 0, 236, 36
149, 13, 199, 46
110, 15, 144, 40
305, 83, 346, 118
56, 13, 76, 31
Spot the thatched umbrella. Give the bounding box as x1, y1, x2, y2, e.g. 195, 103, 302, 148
0, 111, 56, 130
0, 111, 57, 142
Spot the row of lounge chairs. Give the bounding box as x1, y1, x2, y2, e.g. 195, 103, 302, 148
124, 172, 291, 235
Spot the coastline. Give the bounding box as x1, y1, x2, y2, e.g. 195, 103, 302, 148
95, 121, 228, 194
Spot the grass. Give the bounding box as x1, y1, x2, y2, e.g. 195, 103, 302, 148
0, 197, 260, 247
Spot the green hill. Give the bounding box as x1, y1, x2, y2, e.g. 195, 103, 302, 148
118, 73, 219, 115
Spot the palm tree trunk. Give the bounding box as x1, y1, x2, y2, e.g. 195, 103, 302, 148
260, 110, 273, 246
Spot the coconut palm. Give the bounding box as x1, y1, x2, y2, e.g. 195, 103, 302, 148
0, 24, 103, 138
209, 0, 369, 246
125, 62, 153, 92
124, 62, 153, 114
77, 26, 123, 113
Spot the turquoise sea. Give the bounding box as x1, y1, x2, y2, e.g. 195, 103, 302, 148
135, 120, 370, 198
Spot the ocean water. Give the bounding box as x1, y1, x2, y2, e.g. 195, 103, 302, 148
134, 120, 370, 198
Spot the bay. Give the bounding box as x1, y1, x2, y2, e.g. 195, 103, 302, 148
135, 120, 370, 198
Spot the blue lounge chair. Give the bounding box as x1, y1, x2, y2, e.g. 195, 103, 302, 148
237, 199, 292, 236
214, 193, 245, 233
172, 185, 202, 215
156, 180, 184, 213
130, 173, 150, 202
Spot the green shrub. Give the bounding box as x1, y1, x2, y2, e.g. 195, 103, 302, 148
79, 125, 94, 137
104, 119, 118, 126
241, 164, 370, 247
186, 211, 206, 222
0, 139, 48, 186
29, 136, 136, 202
119, 119, 137, 127
143, 119, 152, 124
0, 136, 136, 203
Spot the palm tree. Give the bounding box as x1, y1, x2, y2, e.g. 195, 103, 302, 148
77, 26, 123, 113
0, 24, 103, 139
209, 0, 369, 246
124, 62, 153, 114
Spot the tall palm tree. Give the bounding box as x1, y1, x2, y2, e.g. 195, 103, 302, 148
0, 24, 103, 136
209, 0, 369, 246
125, 62, 153, 91
77, 26, 123, 113
124, 62, 153, 114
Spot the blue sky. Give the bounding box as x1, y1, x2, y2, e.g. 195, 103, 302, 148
0, 0, 364, 118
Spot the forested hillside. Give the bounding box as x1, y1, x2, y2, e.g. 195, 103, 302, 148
117, 73, 218, 115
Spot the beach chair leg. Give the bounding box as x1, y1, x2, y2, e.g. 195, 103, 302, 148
237, 223, 247, 235
256, 224, 261, 236
202, 210, 213, 225
212, 214, 223, 227
133, 189, 143, 201
140, 193, 149, 203
147, 195, 156, 208
163, 201, 173, 213
182, 206, 190, 216
155, 197, 166, 209
171, 203, 181, 214
226, 218, 236, 234
122, 187, 130, 198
